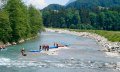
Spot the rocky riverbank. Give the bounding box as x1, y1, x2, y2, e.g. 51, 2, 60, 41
0, 36, 38, 48
46, 28, 120, 56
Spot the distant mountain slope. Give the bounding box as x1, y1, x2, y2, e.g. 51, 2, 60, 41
65, 0, 76, 5
43, 4, 64, 10
66, 0, 120, 9
43, 0, 120, 10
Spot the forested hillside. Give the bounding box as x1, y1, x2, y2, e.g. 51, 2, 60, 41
66, 0, 120, 9
43, 4, 64, 10
0, 0, 43, 44
42, 0, 120, 31
43, 0, 120, 10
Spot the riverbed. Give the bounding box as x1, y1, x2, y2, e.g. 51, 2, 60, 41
0, 31, 120, 72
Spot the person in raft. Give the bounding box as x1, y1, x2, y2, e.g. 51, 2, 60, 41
46, 45, 49, 51
54, 42, 58, 48
42, 45, 45, 50
21, 48, 27, 56
56, 43, 59, 48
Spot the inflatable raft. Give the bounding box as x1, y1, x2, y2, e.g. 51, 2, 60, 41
29, 50, 41, 52
49, 46, 58, 49
29, 46, 58, 52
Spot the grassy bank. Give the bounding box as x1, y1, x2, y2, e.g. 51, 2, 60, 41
69, 29, 120, 42
48, 28, 120, 42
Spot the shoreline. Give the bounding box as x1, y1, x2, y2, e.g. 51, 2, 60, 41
45, 28, 120, 56
0, 35, 38, 48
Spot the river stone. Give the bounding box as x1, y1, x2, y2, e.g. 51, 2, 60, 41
5, 42, 11, 46
18, 39, 25, 43
117, 62, 120, 68
12, 42, 17, 45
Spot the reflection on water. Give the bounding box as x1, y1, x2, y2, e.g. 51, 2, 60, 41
0, 32, 120, 72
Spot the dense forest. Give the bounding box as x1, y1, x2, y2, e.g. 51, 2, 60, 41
0, 0, 43, 44
42, 0, 120, 31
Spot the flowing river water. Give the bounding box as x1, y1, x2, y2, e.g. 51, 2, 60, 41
0, 31, 120, 72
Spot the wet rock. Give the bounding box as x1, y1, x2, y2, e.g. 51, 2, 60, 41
105, 63, 117, 68
70, 57, 74, 60
88, 61, 94, 64
5, 42, 11, 46
18, 39, 25, 43
117, 62, 120, 68
91, 62, 105, 68
12, 42, 17, 45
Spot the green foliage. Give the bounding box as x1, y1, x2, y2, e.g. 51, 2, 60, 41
0, 10, 12, 43
6, 0, 29, 42
0, 0, 43, 43
94, 31, 120, 42
44, 0, 120, 10
42, 7, 120, 31
28, 5, 43, 36
43, 4, 64, 10
76, 24, 94, 30
42, 8, 82, 29
42, 0, 120, 31
66, 0, 120, 9
70, 24, 76, 29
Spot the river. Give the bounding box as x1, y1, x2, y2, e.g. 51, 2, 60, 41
0, 31, 120, 72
